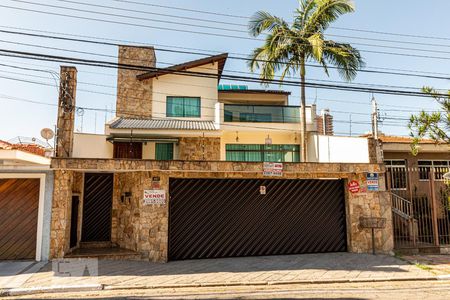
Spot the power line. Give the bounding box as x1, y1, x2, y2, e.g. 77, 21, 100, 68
1, 24, 448, 78
1, 48, 447, 99
0, 58, 441, 115
109, 0, 450, 43
2, 28, 450, 83
5, 1, 450, 62
1, 38, 444, 92
14, 0, 450, 50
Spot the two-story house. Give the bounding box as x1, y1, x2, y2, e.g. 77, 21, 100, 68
49, 45, 392, 263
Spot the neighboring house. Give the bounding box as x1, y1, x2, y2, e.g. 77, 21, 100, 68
0, 141, 53, 261
380, 135, 450, 252
49, 45, 392, 262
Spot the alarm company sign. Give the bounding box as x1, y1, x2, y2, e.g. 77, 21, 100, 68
143, 190, 166, 205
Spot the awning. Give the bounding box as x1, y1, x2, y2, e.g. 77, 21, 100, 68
110, 118, 218, 131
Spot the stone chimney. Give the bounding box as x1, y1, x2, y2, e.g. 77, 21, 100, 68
116, 45, 156, 119
56, 66, 77, 158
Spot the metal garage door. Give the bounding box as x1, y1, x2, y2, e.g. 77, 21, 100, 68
169, 179, 347, 260
0, 178, 39, 260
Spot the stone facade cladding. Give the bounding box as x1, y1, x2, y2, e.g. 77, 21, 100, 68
56, 66, 77, 158
178, 137, 221, 161
116, 46, 155, 119
50, 159, 393, 262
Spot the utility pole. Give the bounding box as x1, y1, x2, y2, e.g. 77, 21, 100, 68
371, 95, 379, 139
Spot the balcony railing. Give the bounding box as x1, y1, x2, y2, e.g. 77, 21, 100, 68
224, 104, 300, 123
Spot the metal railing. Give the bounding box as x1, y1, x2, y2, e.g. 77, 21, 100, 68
388, 167, 450, 249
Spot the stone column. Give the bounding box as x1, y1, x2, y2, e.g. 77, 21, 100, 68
56, 66, 77, 158
116, 45, 156, 119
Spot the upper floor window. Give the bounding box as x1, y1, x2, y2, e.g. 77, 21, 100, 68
418, 160, 450, 180
384, 160, 407, 190
167, 97, 200, 117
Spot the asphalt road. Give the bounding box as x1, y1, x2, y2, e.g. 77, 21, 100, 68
5, 280, 450, 299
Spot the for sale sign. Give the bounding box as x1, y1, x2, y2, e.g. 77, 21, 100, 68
143, 190, 166, 205
366, 173, 379, 191
348, 180, 360, 194
263, 162, 283, 176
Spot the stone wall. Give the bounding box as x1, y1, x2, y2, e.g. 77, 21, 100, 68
112, 172, 168, 262
49, 159, 393, 261
50, 170, 73, 258
116, 45, 155, 119
346, 173, 393, 254
178, 137, 221, 161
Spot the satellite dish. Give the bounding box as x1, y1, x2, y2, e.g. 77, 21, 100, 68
40, 128, 55, 141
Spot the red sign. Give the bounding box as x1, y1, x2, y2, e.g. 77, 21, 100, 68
348, 180, 360, 194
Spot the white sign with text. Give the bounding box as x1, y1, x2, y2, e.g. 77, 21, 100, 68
143, 190, 166, 205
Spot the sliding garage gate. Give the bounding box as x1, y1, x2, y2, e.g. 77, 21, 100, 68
169, 179, 347, 260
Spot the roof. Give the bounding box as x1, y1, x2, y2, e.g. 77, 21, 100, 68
110, 118, 218, 131
136, 53, 228, 81
219, 89, 291, 95
0, 139, 47, 156
379, 135, 437, 144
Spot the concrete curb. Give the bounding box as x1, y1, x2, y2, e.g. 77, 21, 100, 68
1, 276, 448, 296
0, 284, 103, 297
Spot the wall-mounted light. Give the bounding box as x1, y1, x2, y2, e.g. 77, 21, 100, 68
235, 131, 239, 143
265, 134, 272, 145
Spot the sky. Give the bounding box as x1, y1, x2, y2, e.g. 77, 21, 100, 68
0, 0, 448, 143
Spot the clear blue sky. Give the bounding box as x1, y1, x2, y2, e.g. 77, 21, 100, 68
0, 0, 448, 142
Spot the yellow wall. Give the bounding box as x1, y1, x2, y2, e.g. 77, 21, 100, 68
73, 133, 113, 159
152, 63, 219, 121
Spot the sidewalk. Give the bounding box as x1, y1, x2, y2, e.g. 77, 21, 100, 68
0, 253, 443, 296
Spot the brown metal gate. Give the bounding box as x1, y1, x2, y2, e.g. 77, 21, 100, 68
0, 178, 39, 260
81, 173, 113, 242
169, 179, 347, 260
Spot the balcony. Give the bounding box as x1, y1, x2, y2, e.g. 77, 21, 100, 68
224, 104, 300, 123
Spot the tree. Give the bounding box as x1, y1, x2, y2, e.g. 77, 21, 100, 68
409, 87, 450, 155
248, 0, 364, 162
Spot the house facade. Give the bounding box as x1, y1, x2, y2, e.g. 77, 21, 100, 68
0, 141, 53, 261
49, 45, 393, 262
382, 135, 450, 252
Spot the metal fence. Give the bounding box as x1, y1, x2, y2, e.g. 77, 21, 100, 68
388, 167, 450, 249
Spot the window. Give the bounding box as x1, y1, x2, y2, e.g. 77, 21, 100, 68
155, 143, 174, 160
166, 97, 200, 117
384, 160, 407, 190
223, 104, 300, 123
226, 144, 300, 162
418, 160, 450, 180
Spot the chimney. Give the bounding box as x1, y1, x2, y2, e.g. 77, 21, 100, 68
56, 66, 77, 158
316, 109, 334, 135
116, 45, 156, 119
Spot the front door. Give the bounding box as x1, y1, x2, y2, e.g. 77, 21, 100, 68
81, 173, 113, 242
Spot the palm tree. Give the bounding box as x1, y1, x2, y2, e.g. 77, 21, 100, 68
248, 0, 364, 162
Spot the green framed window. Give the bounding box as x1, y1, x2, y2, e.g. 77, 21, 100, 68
166, 97, 201, 117
226, 144, 300, 162
155, 143, 174, 160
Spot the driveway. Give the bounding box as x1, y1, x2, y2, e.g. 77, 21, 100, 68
16, 253, 435, 290
0, 261, 46, 289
